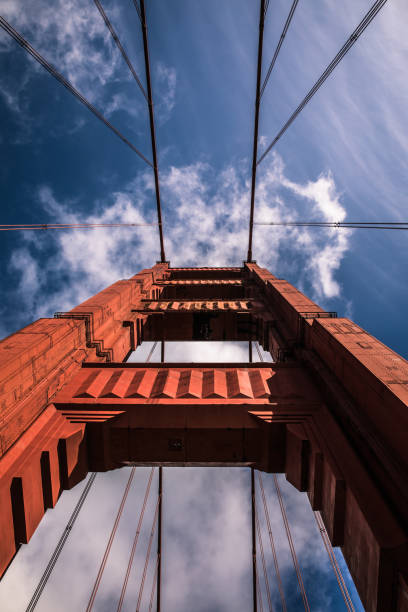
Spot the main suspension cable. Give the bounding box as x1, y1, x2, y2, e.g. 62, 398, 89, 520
139, 0, 166, 263
0, 223, 157, 231
314, 512, 355, 611
116, 468, 155, 612
273, 475, 310, 612
257, 0, 389, 165
255, 221, 408, 230
93, 0, 147, 101
25, 473, 97, 612
258, 473, 286, 612
87, 468, 136, 611
259, 0, 299, 99
247, 0, 266, 262
0, 16, 152, 167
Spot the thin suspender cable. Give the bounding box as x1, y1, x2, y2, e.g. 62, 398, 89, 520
264, 0, 270, 18
93, 0, 147, 101
116, 467, 155, 612
0, 17, 152, 168
247, 0, 266, 263
257, 0, 389, 165
136, 494, 160, 611
25, 473, 97, 612
260, 0, 299, 99
258, 474, 286, 612
273, 475, 310, 612
251, 468, 258, 612
146, 341, 158, 363
256, 566, 264, 612
148, 557, 159, 612
139, 0, 166, 263
255, 510, 274, 612
132, 0, 143, 24
156, 466, 163, 612
86, 468, 136, 612
255, 342, 264, 363
314, 512, 355, 611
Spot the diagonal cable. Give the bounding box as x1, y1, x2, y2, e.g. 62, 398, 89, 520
25, 473, 97, 612
257, 0, 389, 165
0, 16, 152, 167
258, 473, 286, 612
93, 0, 147, 101
136, 493, 161, 611
260, 0, 299, 99
87, 468, 136, 611
132, 0, 143, 24
314, 512, 355, 611
255, 509, 274, 611
116, 467, 155, 612
273, 475, 310, 611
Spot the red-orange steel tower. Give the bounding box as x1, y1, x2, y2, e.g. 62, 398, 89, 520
0, 262, 407, 611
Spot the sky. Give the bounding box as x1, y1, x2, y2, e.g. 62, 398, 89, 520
0, 0, 407, 609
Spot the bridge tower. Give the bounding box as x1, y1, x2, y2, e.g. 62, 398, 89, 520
0, 262, 407, 611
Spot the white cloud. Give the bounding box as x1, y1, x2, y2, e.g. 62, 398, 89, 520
6, 153, 352, 327
0, 0, 151, 132
155, 62, 177, 124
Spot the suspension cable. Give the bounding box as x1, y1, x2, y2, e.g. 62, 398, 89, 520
139, 0, 166, 263
136, 493, 161, 611
255, 221, 408, 230
0, 223, 157, 231
0, 17, 152, 167
273, 475, 310, 612
116, 467, 155, 612
86, 468, 136, 611
25, 473, 97, 612
93, 0, 147, 101
148, 557, 159, 612
264, 0, 270, 18
257, 0, 389, 165
255, 509, 274, 612
255, 342, 264, 363
314, 512, 355, 611
132, 0, 143, 24
258, 473, 286, 612
259, 0, 299, 99
156, 466, 163, 612
145, 342, 158, 363
247, 0, 266, 263
256, 565, 264, 612
251, 467, 258, 612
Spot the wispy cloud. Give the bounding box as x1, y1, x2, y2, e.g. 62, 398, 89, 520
154, 62, 177, 124
0, 0, 156, 134
6, 153, 352, 331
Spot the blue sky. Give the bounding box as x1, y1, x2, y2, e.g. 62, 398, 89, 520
0, 0, 407, 609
